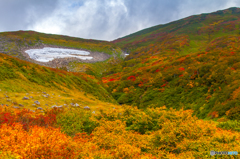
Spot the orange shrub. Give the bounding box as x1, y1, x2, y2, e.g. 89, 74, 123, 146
0, 123, 78, 158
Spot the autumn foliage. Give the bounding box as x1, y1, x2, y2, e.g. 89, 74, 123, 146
2, 7, 240, 159
0, 105, 239, 158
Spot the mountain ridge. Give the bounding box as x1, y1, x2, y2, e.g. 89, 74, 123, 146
102, 7, 240, 120
1, 7, 240, 158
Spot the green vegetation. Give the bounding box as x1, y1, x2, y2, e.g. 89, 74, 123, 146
0, 52, 117, 107
1, 7, 240, 158
104, 7, 240, 121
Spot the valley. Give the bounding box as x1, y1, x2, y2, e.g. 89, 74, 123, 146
0, 7, 240, 159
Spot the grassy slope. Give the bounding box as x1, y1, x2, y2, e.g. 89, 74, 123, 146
104, 7, 240, 120
1, 8, 240, 159
113, 7, 240, 56
0, 52, 120, 112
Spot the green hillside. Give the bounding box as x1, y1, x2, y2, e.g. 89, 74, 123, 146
113, 7, 240, 58
103, 7, 240, 120
1, 7, 240, 158
0, 52, 119, 111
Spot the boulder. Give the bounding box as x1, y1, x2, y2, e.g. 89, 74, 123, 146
84, 106, 90, 110
74, 103, 80, 107
51, 105, 63, 109
22, 97, 29, 100
51, 105, 57, 108
19, 104, 24, 107
37, 107, 43, 110
13, 106, 20, 109
34, 101, 40, 105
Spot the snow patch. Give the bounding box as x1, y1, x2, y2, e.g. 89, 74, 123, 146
25, 47, 93, 62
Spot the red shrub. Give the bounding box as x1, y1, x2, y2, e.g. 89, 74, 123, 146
127, 76, 136, 81
179, 67, 185, 71
109, 78, 115, 82
161, 84, 166, 87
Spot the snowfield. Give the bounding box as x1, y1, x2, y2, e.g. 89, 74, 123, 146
25, 47, 93, 62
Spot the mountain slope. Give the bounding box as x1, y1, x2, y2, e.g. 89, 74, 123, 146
104, 7, 240, 120
0, 52, 118, 111
0, 30, 124, 74
113, 7, 240, 59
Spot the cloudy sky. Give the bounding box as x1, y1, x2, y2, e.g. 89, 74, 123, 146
0, 0, 240, 41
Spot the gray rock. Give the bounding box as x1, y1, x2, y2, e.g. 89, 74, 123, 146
34, 101, 40, 105
22, 97, 29, 100
29, 96, 33, 99
42, 92, 46, 94
70, 103, 74, 106
13, 106, 20, 109
74, 103, 79, 107
37, 107, 43, 110
51, 105, 57, 108
92, 111, 96, 114
32, 104, 36, 106
51, 105, 63, 109
84, 106, 90, 110
19, 104, 24, 107
5, 95, 9, 98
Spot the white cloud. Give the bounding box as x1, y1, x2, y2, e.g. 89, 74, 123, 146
1, 0, 240, 41
30, 0, 129, 40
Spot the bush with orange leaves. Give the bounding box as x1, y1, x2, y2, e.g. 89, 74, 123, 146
0, 105, 240, 158
0, 123, 78, 159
